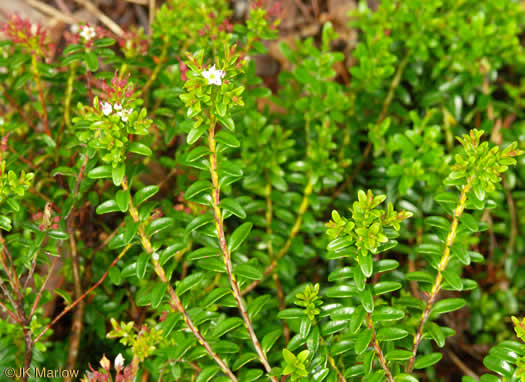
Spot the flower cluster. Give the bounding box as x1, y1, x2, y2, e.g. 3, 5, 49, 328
201, 64, 226, 85
82, 354, 134, 382
101, 101, 133, 123
32, 203, 61, 232
71, 24, 96, 42
1, 14, 53, 56
74, 71, 152, 167
95, 73, 139, 124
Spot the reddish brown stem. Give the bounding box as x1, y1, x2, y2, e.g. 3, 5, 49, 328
33, 245, 132, 344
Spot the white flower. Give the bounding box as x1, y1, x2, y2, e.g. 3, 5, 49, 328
0, 117, 4, 126
80, 26, 96, 41
71, 24, 80, 34
101, 102, 112, 116
201, 65, 225, 86
114, 353, 124, 370
30, 24, 38, 35
152, 252, 159, 261
113, 103, 122, 111
117, 108, 132, 122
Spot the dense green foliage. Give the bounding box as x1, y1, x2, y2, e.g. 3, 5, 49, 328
0, 0, 525, 381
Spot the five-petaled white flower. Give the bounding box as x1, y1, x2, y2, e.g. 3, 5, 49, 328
201, 65, 225, 86
114, 353, 124, 371
80, 26, 96, 41
114, 103, 122, 111
101, 102, 112, 116
117, 108, 132, 122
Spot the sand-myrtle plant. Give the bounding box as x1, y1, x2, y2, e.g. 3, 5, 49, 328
1, 0, 525, 381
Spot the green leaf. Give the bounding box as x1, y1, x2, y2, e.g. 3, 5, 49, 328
359, 286, 374, 313
108, 267, 121, 285
373, 281, 402, 296
217, 116, 235, 131
221, 198, 246, 219
48, 230, 69, 240
160, 313, 180, 337
151, 282, 167, 308
376, 327, 408, 341
112, 163, 125, 186
350, 306, 366, 334
185, 181, 213, 201
215, 130, 240, 148
195, 366, 219, 382
93, 37, 115, 48
133, 185, 159, 206
311, 368, 329, 382
146, 217, 174, 236
186, 146, 210, 162
186, 213, 214, 233
425, 216, 450, 231
233, 353, 258, 370
55, 288, 72, 305
187, 124, 208, 145
51, 166, 76, 177
483, 355, 513, 377
115, 190, 130, 212
86, 50, 98, 71
88, 165, 112, 179
228, 222, 252, 253
426, 322, 446, 347
385, 350, 413, 361
0, 215, 11, 231
212, 317, 243, 338
406, 271, 434, 284
413, 352, 443, 369
129, 142, 153, 156
394, 374, 419, 382
262, 329, 281, 354
354, 265, 366, 291
371, 307, 405, 322
248, 295, 271, 320
461, 213, 478, 232
354, 329, 373, 354
136, 252, 149, 279
176, 272, 204, 296
234, 263, 262, 280
278, 309, 306, 320
442, 269, 462, 290
431, 298, 466, 315
358, 254, 373, 277
187, 247, 220, 261
374, 260, 399, 273
96, 200, 120, 214
325, 285, 357, 298
434, 192, 457, 207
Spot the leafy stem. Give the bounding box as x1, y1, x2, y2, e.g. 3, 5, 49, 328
207, 119, 277, 380
406, 176, 474, 372
121, 178, 238, 381
366, 313, 394, 382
